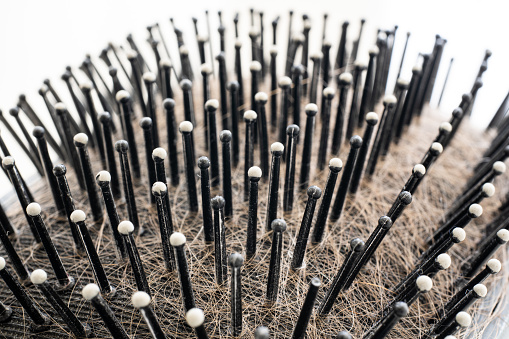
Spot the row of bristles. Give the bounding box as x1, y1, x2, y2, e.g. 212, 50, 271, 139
0, 8, 507, 339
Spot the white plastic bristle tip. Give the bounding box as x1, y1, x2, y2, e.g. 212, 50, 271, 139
186, 308, 205, 328
305, 103, 318, 112
170, 232, 186, 246
152, 182, 167, 194
482, 183, 495, 197
329, 158, 343, 168
339, 72, 353, 83
115, 90, 130, 102
132, 291, 151, 308
469, 204, 483, 217
26, 203, 42, 216
70, 210, 86, 223
383, 95, 397, 104
118, 221, 135, 234
255, 92, 268, 102
152, 147, 167, 159
80, 81, 92, 90
179, 121, 194, 132
413, 164, 426, 175
30, 269, 48, 285
323, 87, 335, 96
487, 259, 502, 273
271, 142, 284, 152
440, 122, 452, 132
452, 228, 466, 242
200, 64, 212, 73
473, 284, 487, 297
366, 112, 379, 122
0, 257, 6, 270
416, 275, 433, 292
497, 229, 509, 242
82, 283, 100, 300
436, 253, 451, 269
73, 133, 88, 145
456, 312, 471, 327
493, 161, 506, 173
244, 110, 257, 121
2, 157, 15, 167
143, 72, 157, 82
431, 142, 443, 153
205, 99, 219, 109
279, 76, 292, 86
159, 58, 172, 67
97, 171, 111, 182
369, 46, 380, 55
250, 61, 262, 71
248, 166, 262, 178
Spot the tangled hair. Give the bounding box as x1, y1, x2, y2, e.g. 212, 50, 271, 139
0, 9, 508, 339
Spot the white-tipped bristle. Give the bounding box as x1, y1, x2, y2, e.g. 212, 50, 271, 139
436, 253, 451, 269
305, 103, 318, 111
70, 210, 86, 223
248, 166, 262, 178
250, 61, 262, 71
310, 51, 323, 59
200, 64, 212, 73
197, 34, 208, 42
473, 284, 488, 297
179, 121, 194, 132
205, 99, 219, 109
497, 229, 509, 242
179, 45, 189, 55
2, 156, 15, 167
323, 40, 331, 47
143, 72, 157, 82
255, 92, 268, 102
73, 133, 88, 145
452, 228, 466, 242
469, 204, 483, 217
26, 202, 42, 216
125, 49, 138, 59
152, 182, 167, 194
54, 102, 66, 110
482, 183, 495, 197
293, 33, 305, 42
440, 122, 452, 132
96, 171, 111, 182
369, 45, 379, 55
355, 60, 367, 68
115, 90, 130, 102
0, 257, 6, 270
487, 259, 502, 273
271, 142, 284, 152
397, 78, 409, 86
413, 164, 426, 175
170, 232, 186, 246
366, 112, 379, 122
159, 58, 172, 67
493, 161, 506, 173
235, 40, 242, 47
30, 269, 48, 285
152, 147, 167, 159
279, 76, 292, 86
303, 20, 312, 29
329, 158, 343, 168
431, 142, 443, 153
269, 45, 278, 54
416, 275, 433, 292
339, 72, 353, 83
249, 27, 259, 37
456, 312, 472, 327
132, 291, 151, 308
444, 336, 457, 339
186, 308, 205, 328
323, 87, 335, 96
118, 221, 134, 235
383, 95, 397, 104
412, 65, 422, 72
244, 110, 257, 121
82, 283, 100, 300
40, 84, 49, 92
80, 81, 93, 90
